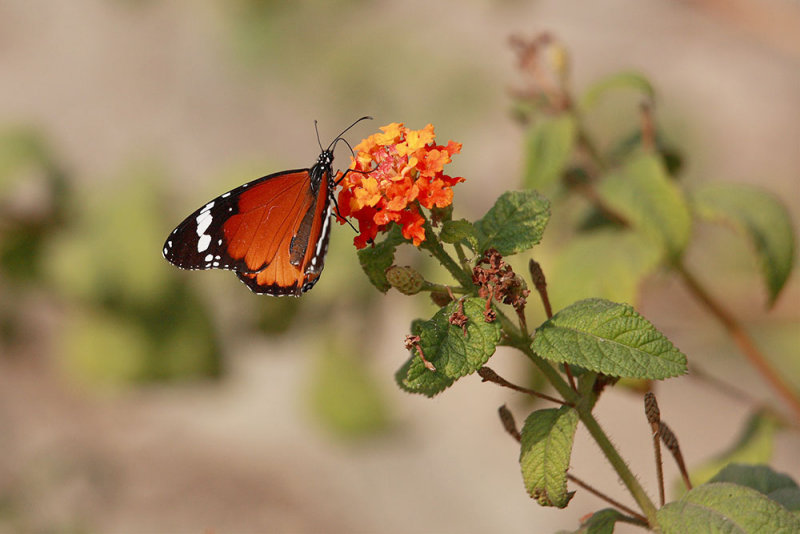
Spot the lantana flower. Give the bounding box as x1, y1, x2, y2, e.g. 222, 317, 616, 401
336, 123, 463, 249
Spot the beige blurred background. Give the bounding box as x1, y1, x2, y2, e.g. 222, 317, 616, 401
0, 1, 798, 533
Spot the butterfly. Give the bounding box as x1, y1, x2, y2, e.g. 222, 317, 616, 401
162, 116, 372, 296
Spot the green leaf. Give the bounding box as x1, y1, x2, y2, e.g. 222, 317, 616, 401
691, 183, 795, 307
566, 508, 629, 534
548, 229, 662, 310
598, 153, 691, 261
687, 410, 781, 490
710, 464, 798, 497
531, 298, 687, 379
473, 190, 550, 255
523, 114, 577, 190
395, 297, 501, 396
519, 406, 579, 507
657, 482, 800, 533
440, 218, 478, 250
579, 71, 655, 111
394, 354, 454, 397
356, 224, 408, 293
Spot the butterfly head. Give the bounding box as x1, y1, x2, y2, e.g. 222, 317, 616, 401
317, 150, 334, 168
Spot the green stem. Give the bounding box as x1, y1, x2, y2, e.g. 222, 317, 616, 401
421, 221, 474, 289
423, 282, 469, 294
518, 343, 577, 404
580, 410, 659, 527
453, 242, 471, 274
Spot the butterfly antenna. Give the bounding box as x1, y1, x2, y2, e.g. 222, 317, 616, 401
330, 137, 356, 159
314, 120, 324, 153
326, 115, 373, 152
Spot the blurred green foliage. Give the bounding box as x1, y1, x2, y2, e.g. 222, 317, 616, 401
44, 163, 222, 384
0, 136, 224, 384
0, 127, 70, 347
307, 340, 391, 439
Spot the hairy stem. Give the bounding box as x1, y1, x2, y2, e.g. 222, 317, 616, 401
421, 222, 475, 289
567, 474, 648, 525
580, 410, 659, 526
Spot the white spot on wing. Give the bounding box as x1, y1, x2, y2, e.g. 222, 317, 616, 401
195, 205, 216, 255
204, 254, 213, 262
197, 234, 211, 252
221, 192, 231, 198
196, 211, 213, 236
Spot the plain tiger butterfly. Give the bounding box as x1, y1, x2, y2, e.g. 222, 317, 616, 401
162, 116, 372, 296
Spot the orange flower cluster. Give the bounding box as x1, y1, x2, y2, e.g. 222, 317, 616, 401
336, 123, 463, 249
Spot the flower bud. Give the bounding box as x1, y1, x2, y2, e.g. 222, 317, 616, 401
385, 265, 424, 295
430, 290, 451, 307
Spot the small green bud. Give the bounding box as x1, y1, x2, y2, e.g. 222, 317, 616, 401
385, 265, 424, 295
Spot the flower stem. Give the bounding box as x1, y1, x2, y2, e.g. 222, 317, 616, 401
421, 221, 474, 289
517, 342, 577, 404
579, 410, 659, 527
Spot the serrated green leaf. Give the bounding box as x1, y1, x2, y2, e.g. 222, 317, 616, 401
440, 218, 478, 250
356, 224, 408, 292
473, 190, 550, 255
687, 411, 781, 490
598, 153, 691, 261
532, 298, 687, 379
549, 229, 662, 310
394, 354, 454, 397
579, 71, 655, 111
519, 406, 579, 507
395, 298, 501, 396
657, 482, 800, 533
691, 183, 795, 307
523, 114, 577, 190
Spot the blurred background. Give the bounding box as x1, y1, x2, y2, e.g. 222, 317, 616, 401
0, 0, 798, 532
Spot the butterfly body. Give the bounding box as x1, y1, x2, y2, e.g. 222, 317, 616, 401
163, 150, 335, 296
